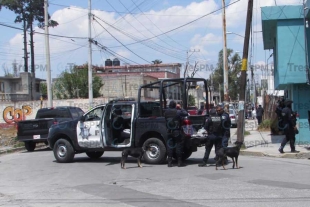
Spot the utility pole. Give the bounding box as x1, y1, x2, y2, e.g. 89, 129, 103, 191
237, 0, 253, 144
88, 0, 93, 108
44, 0, 52, 107
29, 23, 35, 101
22, 10, 29, 73
222, 0, 229, 103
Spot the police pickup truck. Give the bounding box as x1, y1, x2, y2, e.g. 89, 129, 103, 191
47, 78, 210, 164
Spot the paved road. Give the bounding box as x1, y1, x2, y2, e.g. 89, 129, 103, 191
1, 147, 310, 207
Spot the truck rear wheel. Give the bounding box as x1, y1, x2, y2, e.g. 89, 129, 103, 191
143, 138, 166, 164
25, 141, 36, 152
86, 151, 104, 159
53, 139, 75, 163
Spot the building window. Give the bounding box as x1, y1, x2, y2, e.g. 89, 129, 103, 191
0, 82, 4, 92
149, 81, 153, 91
36, 83, 40, 92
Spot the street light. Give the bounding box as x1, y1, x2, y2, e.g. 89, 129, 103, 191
226, 31, 245, 38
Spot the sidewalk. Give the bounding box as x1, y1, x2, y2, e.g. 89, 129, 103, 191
230, 119, 310, 159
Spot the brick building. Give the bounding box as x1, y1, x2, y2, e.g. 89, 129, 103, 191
94, 62, 182, 100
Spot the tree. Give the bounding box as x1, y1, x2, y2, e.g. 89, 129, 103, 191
54, 64, 103, 99
188, 94, 195, 106
40, 82, 47, 96
152, 59, 162, 64
0, 0, 58, 72
211, 49, 241, 102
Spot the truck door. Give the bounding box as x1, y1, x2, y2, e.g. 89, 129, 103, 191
102, 103, 134, 148
76, 106, 104, 148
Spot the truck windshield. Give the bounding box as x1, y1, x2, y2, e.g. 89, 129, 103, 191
36, 108, 71, 119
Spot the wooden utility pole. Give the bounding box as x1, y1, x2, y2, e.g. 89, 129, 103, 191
222, 0, 229, 103
237, 0, 253, 143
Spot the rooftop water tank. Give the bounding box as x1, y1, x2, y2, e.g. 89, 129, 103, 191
105, 59, 112, 66
113, 58, 120, 66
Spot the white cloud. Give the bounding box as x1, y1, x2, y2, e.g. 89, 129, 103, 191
2, 0, 303, 78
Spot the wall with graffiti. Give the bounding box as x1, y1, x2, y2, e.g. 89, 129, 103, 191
0, 98, 108, 127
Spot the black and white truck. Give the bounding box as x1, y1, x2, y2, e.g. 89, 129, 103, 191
47, 78, 210, 164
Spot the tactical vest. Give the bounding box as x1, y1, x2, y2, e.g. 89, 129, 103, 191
165, 108, 180, 130
210, 115, 222, 134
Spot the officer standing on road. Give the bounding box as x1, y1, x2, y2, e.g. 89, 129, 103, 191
164, 100, 188, 167
216, 105, 231, 148
278, 99, 299, 153
198, 108, 222, 167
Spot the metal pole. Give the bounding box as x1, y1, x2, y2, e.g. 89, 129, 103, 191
88, 0, 93, 108
222, 0, 229, 103
237, 0, 253, 143
22, 12, 29, 73
303, 0, 310, 85
44, 0, 52, 107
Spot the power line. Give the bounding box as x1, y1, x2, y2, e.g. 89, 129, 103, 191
0, 22, 88, 39
93, 18, 151, 64
99, 0, 241, 46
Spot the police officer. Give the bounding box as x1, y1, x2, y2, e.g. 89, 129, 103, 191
164, 100, 188, 167
278, 99, 299, 153
198, 108, 222, 167
216, 105, 231, 148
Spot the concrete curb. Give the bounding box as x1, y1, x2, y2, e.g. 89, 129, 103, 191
0, 146, 26, 155
0, 144, 48, 156
240, 150, 310, 159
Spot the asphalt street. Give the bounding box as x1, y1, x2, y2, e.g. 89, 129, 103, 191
1, 145, 310, 207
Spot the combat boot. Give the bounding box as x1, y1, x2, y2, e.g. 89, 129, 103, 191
278, 146, 284, 153
198, 161, 207, 167
178, 158, 186, 167
167, 157, 173, 167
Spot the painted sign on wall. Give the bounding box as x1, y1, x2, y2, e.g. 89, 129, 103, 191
2, 105, 32, 124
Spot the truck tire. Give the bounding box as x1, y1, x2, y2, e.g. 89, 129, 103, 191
25, 141, 36, 152
53, 139, 75, 163
86, 151, 104, 159
143, 138, 167, 164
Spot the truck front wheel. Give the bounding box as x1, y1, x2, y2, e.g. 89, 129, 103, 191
86, 151, 104, 159
53, 139, 75, 163
25, 141, 36, 152
143, 138, 167, 164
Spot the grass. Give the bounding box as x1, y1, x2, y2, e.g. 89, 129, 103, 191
244, 131, 251, 136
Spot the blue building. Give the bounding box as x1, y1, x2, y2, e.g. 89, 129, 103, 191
261, 4, 310, 144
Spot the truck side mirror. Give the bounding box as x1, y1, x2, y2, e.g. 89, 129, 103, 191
80, 116, 85, 122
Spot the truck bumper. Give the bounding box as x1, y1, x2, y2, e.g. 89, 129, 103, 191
17, 134, 48, 142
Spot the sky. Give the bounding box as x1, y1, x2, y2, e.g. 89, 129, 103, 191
0, 0, 304, 82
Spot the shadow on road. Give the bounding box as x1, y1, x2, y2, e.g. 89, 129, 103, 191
21, 147, 51, 153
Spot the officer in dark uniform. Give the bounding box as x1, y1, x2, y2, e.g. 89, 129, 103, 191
198, 108, 223, 167
278, 99, 299, 153
164, 100, 188, 167
216, 105, 231, 148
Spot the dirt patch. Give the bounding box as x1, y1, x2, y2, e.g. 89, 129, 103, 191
0, 125, 19, 147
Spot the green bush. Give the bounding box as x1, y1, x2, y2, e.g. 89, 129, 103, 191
244, 131, 251, 136
258, 119, 272, 130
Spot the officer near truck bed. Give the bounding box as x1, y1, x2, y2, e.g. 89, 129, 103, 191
216, 105, 231, 148
198, 107, 223, 167
164, 100, 188, 167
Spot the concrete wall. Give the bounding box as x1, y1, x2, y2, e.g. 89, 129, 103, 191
0, 98, 109, 125
291, 84, 310, 143
276, 19, 307, 88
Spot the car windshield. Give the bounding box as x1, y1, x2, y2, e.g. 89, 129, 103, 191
188, 107, 197, 110
229, 109, 234, 115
